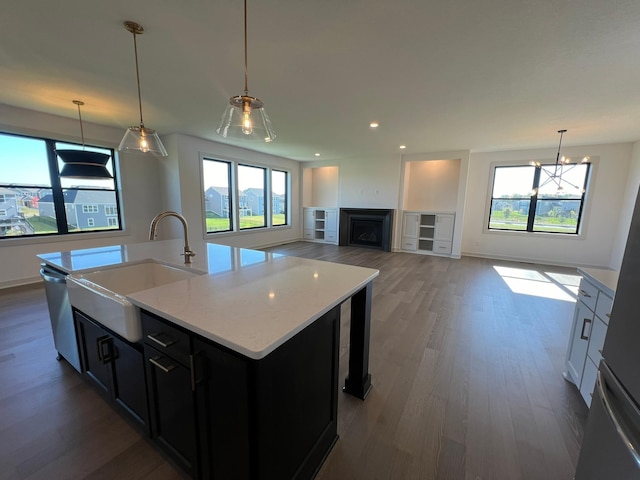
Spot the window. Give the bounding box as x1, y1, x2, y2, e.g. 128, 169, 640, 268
105, 205, 118, 216
0, 132, 121, 238
238, 164, 266, 229
203, 159, 233, 233
87, 218, 95, 227
0, 209, 6, 217
488, 162, 591, 234
271, 170, 288, 226
108, 217, 118, 227
202, 157, 290, 234
82, 204, 99, 213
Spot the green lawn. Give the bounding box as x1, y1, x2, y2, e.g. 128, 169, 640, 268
206, 214, 286, 232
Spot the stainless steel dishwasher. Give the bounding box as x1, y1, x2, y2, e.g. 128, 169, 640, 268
40, 263, 81, 372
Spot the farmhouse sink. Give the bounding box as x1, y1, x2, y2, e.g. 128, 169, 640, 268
67, 260, 205, 342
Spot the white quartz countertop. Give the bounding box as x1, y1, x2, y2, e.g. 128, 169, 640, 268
38, 239, 379, 359
577, 267, 619, 298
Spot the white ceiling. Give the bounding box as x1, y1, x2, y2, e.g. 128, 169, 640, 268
2, 0, 640, 162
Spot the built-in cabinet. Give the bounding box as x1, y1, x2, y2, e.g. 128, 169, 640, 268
401, 211, 455, 256
565, 274, 615, 407
74, 310, 148, 432
303, 207, 338, 244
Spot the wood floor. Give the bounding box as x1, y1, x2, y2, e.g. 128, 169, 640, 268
0, 243, 588, 480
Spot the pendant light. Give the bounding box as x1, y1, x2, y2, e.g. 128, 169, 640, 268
118, 21, 168, 156
57, 100, 113, 179
216, 0, 276, 142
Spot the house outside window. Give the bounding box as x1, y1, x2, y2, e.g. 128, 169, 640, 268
202, 157, 290, 234
488, 162, 591, 234
0, 132, 121, 238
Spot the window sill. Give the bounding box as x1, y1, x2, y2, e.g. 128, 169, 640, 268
0, 229, 131, 247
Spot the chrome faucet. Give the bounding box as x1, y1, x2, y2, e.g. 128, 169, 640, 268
149, 211, 196, 264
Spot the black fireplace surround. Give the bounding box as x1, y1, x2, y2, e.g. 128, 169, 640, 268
339, 208, 394, 252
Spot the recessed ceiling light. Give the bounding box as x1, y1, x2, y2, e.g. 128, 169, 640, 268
369, 122, 379, 128
314, 153, 321, 157
399, 145, 406, 149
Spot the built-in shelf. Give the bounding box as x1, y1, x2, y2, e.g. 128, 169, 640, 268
402, 211, 454, 256
303, 207, 338, 244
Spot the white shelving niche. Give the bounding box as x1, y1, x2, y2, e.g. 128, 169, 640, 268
303, 207, 338, 244
401, 211, 455, 256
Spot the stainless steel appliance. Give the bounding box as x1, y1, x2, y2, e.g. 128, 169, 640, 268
575, 188, 640, 479
40, 263, 81, 372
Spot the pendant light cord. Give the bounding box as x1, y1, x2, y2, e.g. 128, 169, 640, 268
75, 101, 86, 148
244, 0, 249, 96
132, 29, 145, 127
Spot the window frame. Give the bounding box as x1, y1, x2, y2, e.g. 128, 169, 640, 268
0, 131, 122, 240
201, 155, 291, 236
487, 161, 592, 236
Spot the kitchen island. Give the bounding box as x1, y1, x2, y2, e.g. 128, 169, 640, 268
38, 239, 379, 479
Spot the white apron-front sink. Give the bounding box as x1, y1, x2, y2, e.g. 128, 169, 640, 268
67, 260, 204, 342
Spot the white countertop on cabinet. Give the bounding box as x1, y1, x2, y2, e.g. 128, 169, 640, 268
38, 239, 379, 359
577, 267, 619, 298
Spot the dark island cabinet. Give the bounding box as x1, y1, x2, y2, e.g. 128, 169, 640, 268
193, 304, 340, 480
141, 304, 341, 480
73, 310, 148, 432
142, 312, 198, 478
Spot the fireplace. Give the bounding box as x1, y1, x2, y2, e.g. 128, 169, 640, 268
339, 209, 394, 251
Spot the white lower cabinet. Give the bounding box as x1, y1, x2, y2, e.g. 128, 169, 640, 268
401, 211, 454, 256
303, 207, 338, 245
565, 273, 615, 407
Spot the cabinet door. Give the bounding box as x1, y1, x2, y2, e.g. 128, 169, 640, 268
193, 339, 251, 480
402, 213, 419, 238
145, 345, 197, 477
111, 336, 147, 427
303, 208, 315, 229
566, 300, 594, 386
434, 214, 454, 241
324, 209, 338, 232
75, 311, 112, 394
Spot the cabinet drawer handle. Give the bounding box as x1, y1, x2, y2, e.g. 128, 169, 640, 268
578, 289, 591, 298
189, 354, 196, 391
149, 356, 176, 373
580, 318, 592, 340
147, 333, 176, 348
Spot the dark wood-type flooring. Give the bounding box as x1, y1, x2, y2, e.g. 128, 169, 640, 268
0, 243, 588, 479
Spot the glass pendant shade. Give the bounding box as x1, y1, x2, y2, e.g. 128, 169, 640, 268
119, 21, 168, 157
217, 95, 276, 142
118, 125, 168, 156
58, 150, 113, 179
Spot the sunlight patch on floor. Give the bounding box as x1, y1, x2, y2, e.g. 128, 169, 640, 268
493, 266, 580, 302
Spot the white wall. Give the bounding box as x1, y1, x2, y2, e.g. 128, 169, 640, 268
461, 143, 633, 268
310, 166, 339, 207
153, 133, 302, 250
0, 107, 302, 287
403, 159, 461, 211
610, 141, 640, 269
0, 105, 160, 287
